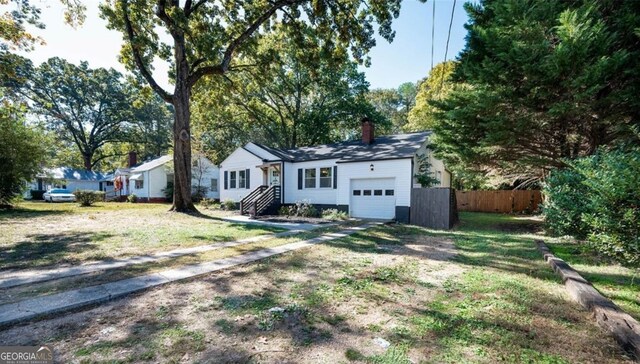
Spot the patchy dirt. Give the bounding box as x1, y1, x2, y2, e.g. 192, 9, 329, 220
0, 226, 461, 363
254, 215, 334, 224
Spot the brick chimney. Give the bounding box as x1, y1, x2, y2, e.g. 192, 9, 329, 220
128, 151, 137, 168
361, 117, 375, 145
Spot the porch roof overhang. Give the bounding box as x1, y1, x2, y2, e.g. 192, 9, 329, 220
129, 173, 143, 180
255, 161, 282, 170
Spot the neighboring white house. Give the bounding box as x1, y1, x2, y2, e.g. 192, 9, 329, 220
126, 154, 220, 202
219, 119, 451, 222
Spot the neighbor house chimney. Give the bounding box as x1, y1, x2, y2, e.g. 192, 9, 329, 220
128, 151, 137, 168
361, 117, 375, 145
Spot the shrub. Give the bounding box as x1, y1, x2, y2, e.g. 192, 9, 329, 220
163, 182, 174, 202
283, 200, 319, 218
30, 190, 46, 200
191, 185, 208, 202
127, 193, 138, 203
221, 199, 237, 211
322, 208, 349, 221
278, 205, 293, 217
543, 147, 640, 267
73, 190, 105, 207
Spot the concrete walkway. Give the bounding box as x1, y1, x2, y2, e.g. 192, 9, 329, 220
0, 224, 373, 328
222, 215, 333, 231
0, 230, 306, 289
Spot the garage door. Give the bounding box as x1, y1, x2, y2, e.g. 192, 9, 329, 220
350, 178, 396, 219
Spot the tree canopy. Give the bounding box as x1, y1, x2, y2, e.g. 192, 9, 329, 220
366, 82, 417, 133
100, 0, 410, 212
430, 0, 640, 184
192, 24, 387, 162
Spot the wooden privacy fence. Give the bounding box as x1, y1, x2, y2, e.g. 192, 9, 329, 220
456, 190, 542, 213
410, 188, 458, 230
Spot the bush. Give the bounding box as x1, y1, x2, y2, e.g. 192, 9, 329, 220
163, 182, 174, 202
322, 208, 349, 221
127, 193, 138, 203
278, 205, 293, 217
73, 190, 105, 207
30, 190, 46, 200
191, 185, 208, 203
279, 200, 319, 218
543, 147, 640, 267
221, 199, 237, 211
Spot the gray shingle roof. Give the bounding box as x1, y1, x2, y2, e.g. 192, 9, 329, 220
255, 132, 431, 163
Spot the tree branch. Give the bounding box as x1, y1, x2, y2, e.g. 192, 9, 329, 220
120, 0, 173, 103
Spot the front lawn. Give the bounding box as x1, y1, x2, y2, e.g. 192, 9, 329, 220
0, 201, 282, 270
0, 212, 632, 363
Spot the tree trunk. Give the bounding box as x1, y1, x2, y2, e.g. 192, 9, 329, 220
83, 152, 93, 171
170, 34, 196, 213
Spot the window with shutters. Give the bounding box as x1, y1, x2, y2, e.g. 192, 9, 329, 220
230, 171, 236, 189
238, 170, 246, 189
319, 167, 332, 188
304, 168, 316, 188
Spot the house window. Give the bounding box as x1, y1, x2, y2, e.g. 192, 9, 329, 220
304, 168, 316, 188
353, 190, 361, 196
385, 189, 394, 196
374, 190, 383, 196
319, 167, 332, 188
211, 178, 218, 192
238, 170, 246, 189
230, 171, 237, 189
135, 180, 144, 189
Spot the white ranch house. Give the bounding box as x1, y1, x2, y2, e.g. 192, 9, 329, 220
220, 119, 451, 222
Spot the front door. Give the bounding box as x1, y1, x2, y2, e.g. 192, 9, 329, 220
268, 166, 281, 186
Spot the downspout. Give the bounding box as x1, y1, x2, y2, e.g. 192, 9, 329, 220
281, 161, 285, 204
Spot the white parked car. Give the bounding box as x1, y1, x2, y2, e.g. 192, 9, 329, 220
43, 189, 76, 202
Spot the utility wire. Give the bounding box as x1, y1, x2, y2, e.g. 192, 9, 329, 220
431, 0, 435, 71
440, 0, 457, 92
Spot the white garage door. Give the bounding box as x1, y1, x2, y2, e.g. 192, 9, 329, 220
350, 178, 396, 219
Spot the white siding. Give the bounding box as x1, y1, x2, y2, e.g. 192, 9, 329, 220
220, 148, 264, 202
148, 166, 169, 198
192, 155, 220, 200
338, 158, 413, 207
284, 159, 339, 205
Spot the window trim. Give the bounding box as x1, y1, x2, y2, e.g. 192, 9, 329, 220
238, 170, 246, 189
211, 178, 218, 192
229, 171, 237, 189
319, 167, 332, 188
304, 168, 317, 189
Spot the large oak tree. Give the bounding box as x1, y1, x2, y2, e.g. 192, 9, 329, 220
100, 0, 408, 212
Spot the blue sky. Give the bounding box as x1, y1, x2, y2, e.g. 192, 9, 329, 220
19, 0, 471, 90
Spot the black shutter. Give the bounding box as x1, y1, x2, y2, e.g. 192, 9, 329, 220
224, 171, 228, 190
246, 169, 250, 189
333, 166, 337, 189
298, 168, 303, 190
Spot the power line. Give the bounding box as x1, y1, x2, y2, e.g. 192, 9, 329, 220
440, 0, 457, 92
431, 0, 435, 71
443, 0, 457, 63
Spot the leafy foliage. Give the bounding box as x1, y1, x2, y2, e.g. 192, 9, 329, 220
73, 190, 105, 207
431, 0, 640, 183
414, 153, 439, 188
406, 61, 455, 132
280, 200, 319, 218
0, 95, 47, 206
127, 193, 137, 203
543, 147, 640, 267
192, 24, 386, 161
100, 0, 408, 211
321, 208, 348, 221
221, 199, 237, 211
366, 82, 417, 133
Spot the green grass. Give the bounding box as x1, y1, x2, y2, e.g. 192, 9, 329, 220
0, 201, 283, 269
545, 237, 640, 321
